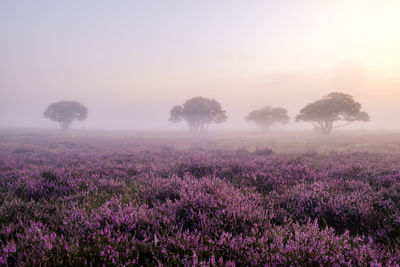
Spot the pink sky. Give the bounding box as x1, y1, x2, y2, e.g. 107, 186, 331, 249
1, 0, 399, 130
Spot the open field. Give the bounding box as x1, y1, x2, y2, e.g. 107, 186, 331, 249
1, 130, 400, 265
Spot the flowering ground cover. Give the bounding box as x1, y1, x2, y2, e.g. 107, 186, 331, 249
1, 131, 400, 266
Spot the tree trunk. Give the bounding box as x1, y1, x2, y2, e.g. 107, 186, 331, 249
59, 121, 71, 130
321, 121, 333, 135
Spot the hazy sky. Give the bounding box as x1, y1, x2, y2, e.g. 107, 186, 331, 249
1, 0, 399, 130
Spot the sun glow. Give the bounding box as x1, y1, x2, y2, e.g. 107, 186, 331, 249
329, 2, 400, 75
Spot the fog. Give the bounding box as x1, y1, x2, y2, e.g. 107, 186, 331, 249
1, 0, 399, 130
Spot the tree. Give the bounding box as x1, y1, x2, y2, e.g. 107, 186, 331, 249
245, 106, 289, 131
169, 97, 227, 131
295, 92, 370, 134
43, 101, 88, 130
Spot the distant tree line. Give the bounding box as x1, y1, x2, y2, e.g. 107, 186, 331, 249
43, 92, 370, 135
169, 92, 369, 135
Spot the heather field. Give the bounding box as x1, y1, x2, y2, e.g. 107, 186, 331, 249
1, 131, 400, 266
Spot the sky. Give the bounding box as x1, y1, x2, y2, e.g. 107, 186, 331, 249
0, 0, 399, 130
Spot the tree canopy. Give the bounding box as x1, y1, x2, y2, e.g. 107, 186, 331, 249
295, 92, 370, 134
246, 106, 289, 131
169, 97, 227, 131
44, 101, 88, 130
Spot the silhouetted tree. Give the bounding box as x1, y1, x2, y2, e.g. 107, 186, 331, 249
44, 101, 88, 130
296, 92, 370, 134
246, 106, 289, 131
169, 97, 227, 131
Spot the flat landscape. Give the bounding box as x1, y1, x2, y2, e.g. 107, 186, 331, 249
2, 0, 400, 266
1, 130, 400, 265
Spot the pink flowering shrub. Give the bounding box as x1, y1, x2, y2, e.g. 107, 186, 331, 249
271, 180, 400, 246
0, 135, 400, 265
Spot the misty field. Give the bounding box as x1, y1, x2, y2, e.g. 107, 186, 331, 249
1, 131, 400, 266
